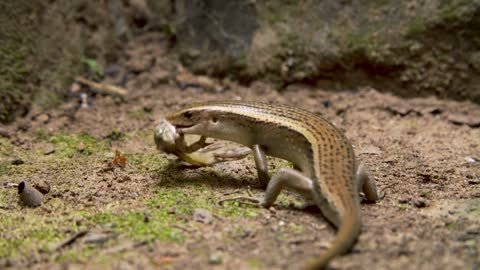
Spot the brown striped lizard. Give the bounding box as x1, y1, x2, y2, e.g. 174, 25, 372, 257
154, 101, 380, 269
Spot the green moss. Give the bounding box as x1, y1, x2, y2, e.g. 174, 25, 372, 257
407, 18, 427, 36
344, 32, 381, 55
125, 153, 168, 173
55, 247, 98, 263
0, 162, 8, 175
446, 222, 459, 231
398, 203, 409, 211
127, 108, 152, 121
34, 128, 49, 141
48, 133, 109, 157
0, 209, 82, 259
287, 223, 304, 234
248, 258, 262, 268
90, 211, 183, 242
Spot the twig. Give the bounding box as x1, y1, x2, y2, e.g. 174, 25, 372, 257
75, 76, 128, 97
222, 189, 240, 196
217, 196, 260, 207
53, 230, 88, 251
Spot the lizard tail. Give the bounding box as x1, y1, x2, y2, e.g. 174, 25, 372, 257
303, 209, 362, 270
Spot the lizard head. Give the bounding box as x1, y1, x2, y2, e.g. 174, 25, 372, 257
166, 104, 222, 136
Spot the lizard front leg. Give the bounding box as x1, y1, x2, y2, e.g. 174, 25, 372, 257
252, 144, 270, 188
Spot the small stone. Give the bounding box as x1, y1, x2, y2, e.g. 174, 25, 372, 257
75, 219, 83, 226
11, 159, 25, 165
36, 113, 50, 124
193, 208, 213, 224
105, 64, 120, 77
322, 100, 332, 108
413, 199, 427, 208
70, 82, 82, 93
398, 196, 410, 204
77, 142, 86, 153
33, 180, 51, 194
0, 127, 11, 138
360, 145, 383, 155
118, 175, 131, 183
465, 157, 479, 163
143, 212, 150, 223
166, 208, 176, 214
83, 233, 111, 244
467, 179, 480, 185
103, 223, 117, 228
208, 253, 223, 265
17, 121, 31, 131
44, 144, 56, 155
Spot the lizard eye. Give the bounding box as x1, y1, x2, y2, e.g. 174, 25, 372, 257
183, 111, 193, 119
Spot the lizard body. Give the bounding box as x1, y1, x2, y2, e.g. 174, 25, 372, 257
156, 101, 379, 269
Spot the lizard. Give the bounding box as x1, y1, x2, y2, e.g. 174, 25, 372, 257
154, 101, 380, 269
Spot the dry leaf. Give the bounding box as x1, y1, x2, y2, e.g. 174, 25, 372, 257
112, 149, 127, 168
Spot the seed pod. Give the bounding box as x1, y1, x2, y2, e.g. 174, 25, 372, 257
18, 181, 44, 207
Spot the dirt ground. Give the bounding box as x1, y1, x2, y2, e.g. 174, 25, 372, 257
1, 32, 479, 270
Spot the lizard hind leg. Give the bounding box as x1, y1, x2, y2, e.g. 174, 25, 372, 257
261, 168, 315, 207
218, 167, 316, 209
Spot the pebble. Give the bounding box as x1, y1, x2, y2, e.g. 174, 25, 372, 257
467, 179, 480, 185
77, 142, 86, 153
398, 196, 410, 204
413, 199, 427, 208
83, 233, 111, 244
208, 253, 223, 265
33, 180, 51, 194
44, 144, 56, 155
193, 208, 213, 224
36, 114, 50, 124
11, 159, 25, 165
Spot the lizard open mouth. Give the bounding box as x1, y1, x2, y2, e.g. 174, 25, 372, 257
174, 124, 195, 129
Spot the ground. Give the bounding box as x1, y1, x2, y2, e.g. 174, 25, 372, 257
0, 32, 479, 270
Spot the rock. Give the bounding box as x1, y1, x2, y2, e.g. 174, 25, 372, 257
150, 67, 170, 85
77, 142, 86, 153
447, 113, 480, 128
360, 145, 383, 155
413, 199, 427, 208
70, 82, 82, 94
44, 144, 56, 155
126, 56, 153, 73
33, 180, 51, 194
208, 253, 223, 265
143, 212, 150, 223
83, 233, 112, 244
176, 1, 480, 104
398, 196, 410, 204
193, 208, 213, 224
0, 127, 12, 138
11, 159, 25, 165
467, 179, 480, 185
18, 181, 44, 207
465, 157, 479, 164
35, 113, 50, 124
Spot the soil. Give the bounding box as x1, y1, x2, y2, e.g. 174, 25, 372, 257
0, 32, 479, 270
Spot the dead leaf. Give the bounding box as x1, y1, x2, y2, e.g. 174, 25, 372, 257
112, 150, 127, 168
